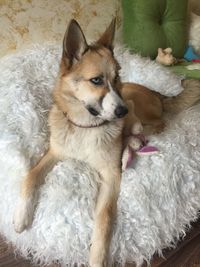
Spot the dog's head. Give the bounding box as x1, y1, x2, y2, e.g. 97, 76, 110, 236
58, 19, 128, 121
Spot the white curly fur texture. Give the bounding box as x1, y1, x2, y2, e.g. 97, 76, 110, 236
0, 44, 199, 267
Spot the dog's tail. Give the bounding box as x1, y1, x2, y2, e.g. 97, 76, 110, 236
163, 79, 200, 113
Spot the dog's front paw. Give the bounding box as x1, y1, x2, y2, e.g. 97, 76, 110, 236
128, 136, 142, 151
89, 245, 107, 267
13, 198, 34, 233
131, 121, 143, 135
89, 260, 106, 267
90, 264, 105, 267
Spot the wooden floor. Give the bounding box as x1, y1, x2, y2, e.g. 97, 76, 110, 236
0, 218, 200, 267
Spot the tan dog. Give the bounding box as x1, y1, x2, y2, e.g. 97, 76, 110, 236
13, 19, 137, 267
13, 18, 200, 267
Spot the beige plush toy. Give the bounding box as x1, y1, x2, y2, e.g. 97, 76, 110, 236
122, 101, 159, 171
122, 100, 143, 170
156, 47, 177, 65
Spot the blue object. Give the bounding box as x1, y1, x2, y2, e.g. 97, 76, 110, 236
184, 45, 200, 61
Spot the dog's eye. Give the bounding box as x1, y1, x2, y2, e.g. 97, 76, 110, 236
90, 77, 104, 86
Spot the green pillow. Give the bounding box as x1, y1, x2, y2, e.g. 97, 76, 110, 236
122, 0, 188, 59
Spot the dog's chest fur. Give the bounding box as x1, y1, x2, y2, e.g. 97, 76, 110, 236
49, 105, 123, 171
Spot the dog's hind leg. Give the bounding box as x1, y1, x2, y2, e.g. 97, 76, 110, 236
14, 149, 58, 233
89, 167, 121, 267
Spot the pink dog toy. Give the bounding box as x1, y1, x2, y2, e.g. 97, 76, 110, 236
122, 134, 159, 170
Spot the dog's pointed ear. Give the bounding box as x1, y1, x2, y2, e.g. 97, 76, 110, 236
62, 19, 88, 66
97, 18, 116, 50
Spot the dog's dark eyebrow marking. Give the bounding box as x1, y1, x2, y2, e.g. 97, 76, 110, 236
94, 73, 104, 79
85, 73, 104, 82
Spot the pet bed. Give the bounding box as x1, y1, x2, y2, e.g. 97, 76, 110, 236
0, 44, 200, 267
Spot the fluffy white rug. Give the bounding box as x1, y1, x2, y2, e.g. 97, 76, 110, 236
0, 44, 199, 267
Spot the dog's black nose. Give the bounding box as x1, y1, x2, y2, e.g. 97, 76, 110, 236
114, 105, 128, 118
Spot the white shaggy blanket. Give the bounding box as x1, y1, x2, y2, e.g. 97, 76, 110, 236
0, 44, 200, 267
